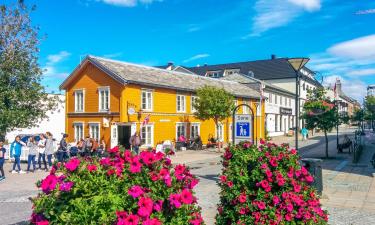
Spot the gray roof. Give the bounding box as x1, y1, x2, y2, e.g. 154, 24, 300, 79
61, 56, 260, 99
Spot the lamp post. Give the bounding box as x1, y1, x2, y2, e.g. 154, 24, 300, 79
335, 100, 341, 150
287, 58, 310, 151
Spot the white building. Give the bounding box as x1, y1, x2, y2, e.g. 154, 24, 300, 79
368, 85, 375, 96
6, 94, 66, 142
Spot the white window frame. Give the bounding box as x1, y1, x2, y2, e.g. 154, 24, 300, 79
190, 123, 200, 139
269, 93, 273, 103
176, 94, 186, 113
141, 89, 153, 111
216, 123, 224, 142
141, 124, 154, 147
224, 69, 240, 76
73, 122, 84, 142
243, 100, 250, 114
191, 95, 198, 113
206, 71, 220, 78
274, 94, 278, 104
89, 122, 100, 140
98, 86, 110, 112
176, 122, 187, 140
74, 89, 85, 112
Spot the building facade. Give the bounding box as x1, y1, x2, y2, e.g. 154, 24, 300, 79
368, 85, 375, 96
60, 56, 265, 149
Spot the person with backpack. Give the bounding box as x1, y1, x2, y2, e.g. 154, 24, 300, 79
82, 135, 93, 157
26, 136, 38, 173
37, 134, 47, 171
45, 132, 55, 168
0, 141, 6, 181
57, 134, 68, 162
10, 135, 26, 174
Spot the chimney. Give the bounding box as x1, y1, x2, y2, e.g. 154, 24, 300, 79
271, 54, 276, 59
167, 61, 174, 67
336, 78, 342, 96
166, 62, 174, 70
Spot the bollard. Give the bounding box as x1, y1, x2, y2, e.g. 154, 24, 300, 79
301, 158, 323, 195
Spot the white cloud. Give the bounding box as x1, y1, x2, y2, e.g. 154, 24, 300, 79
356, 9, 375, 15
183, 54, 210, 63
328, 34, 375, 60
99, 0, 161, 7
250, 0, 321, 36
347, 68, 375, 77
43, 51, 71, 77
323, 75, 367, 102
46, 51, 71, 64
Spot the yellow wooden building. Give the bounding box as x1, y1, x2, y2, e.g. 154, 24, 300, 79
60, 56, 265, 149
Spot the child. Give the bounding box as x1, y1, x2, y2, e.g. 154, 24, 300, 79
27, 137, 38, 172
37, 134, 47, 171
0, 142, 6, 181
10, 135, 26, 174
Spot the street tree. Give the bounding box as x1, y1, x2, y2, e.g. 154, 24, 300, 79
193, 85, 234, 151
365, 96, 375, 130
302, 88, 338, 158
0, 1, 58, 141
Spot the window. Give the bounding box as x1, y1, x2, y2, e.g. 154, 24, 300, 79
176, 94, 186, 112
289, 98, 291, 107
303, 83, 306, 91
191, 96, 198, 113
176, 123, 187, 139
284, 97, 287, 106
141, 125, 153, 146
269, 93, 273, 103
190, 123, 200, 139
224, 69, 240, 76
275, 95, 278, 104
275, 116, 278, 132
74, 90, 84, 112
89, 123, 100, 140
217, 123, 224, 142
243, 101, 250, 114
280, 96, 283, 106
98, 87, 110, 112
141, 90, 153, 111
206, 71, 220, 78
74, 123, 84, 141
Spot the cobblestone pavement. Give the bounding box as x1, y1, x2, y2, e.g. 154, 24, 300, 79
1, 129, 375, 225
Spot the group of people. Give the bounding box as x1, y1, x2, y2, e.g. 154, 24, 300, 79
70, 135, 106, 158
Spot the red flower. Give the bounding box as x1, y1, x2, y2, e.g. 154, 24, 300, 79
87, 164, 97, 172
108, 146, 119, 154
128, 185, 144, 198
169, 193, 181, 208
137, 197, 153, 217
65, 158, 81, 172
180, 189, 193, 204
238, 193, 247, 203
142, 218, 161, 225
220, 175, 227, 183
140, 151, 155, 166
130, 156, 142, 173
227, 181, 233, 188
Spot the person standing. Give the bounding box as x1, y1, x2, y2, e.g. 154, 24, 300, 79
82, 135, 93, 157
10, 135, 26, 174
45, 132, 55, 168
26, 137, 38, 172
0, 142, 6, 181
57, 134, 68, 162
37, 134, 47, 171
301, 127, 308, 141
129, 132, 141, 154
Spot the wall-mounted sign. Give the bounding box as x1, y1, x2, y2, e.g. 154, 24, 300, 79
127, 107, 136, 115
280, 107, 292, 115
103, 118, 110, 127
234, 114, 252, 144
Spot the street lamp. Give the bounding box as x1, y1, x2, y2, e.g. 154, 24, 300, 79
287, 57, 310, 151
335, 100, 341, 150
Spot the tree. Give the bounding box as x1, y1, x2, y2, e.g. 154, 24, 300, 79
193, 85, 234, 151
0, 1, 58, 141
302, 88, 338, 158
365, 96, 375, 130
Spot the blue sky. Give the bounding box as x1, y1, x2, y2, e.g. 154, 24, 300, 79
12, 0, 375, 102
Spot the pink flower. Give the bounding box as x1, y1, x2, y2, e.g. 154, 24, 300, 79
118, 214, 139, 225
188, 178, 199, 189
169, 193, 181, 208
124, 150, 132, 162
305, 175, 314, 183
140, 151, 155, 166
290, 149, 297, 155
100, 157, 111, 166
153, 200, 163, 212
180, 189, 193, 204
260, 139, 266, 144
239, 207, 246, 215
273, 195, 280, 205
224, 150, 232, 160
36, 221, 49, 225
294, 184, 301, 193
87, 164, 97, 172
40, 174, 58, 194
174, 164, 186, 180
269, 157, 278, 167
257, 201, 266, 210
137, 197, 153, 217
265, 170, 273, 178
286, 203, 294, 212
128, 185, 144, 198
220, 175, 227, 183
130, 156, 142, 173
108, 146, 119, 154
142, 218, 161, 225
238, 193, 247, 203
285, 214, 293, 221
65, 158, 80, 172
59, 181, 74, 192
227, 181, 233, 188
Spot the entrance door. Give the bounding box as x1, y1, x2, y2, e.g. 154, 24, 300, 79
118, 125, 131, 149
111, 124, 118, 149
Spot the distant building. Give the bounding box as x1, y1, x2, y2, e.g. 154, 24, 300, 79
367, 85, 375, 96
6, 94, 66, 142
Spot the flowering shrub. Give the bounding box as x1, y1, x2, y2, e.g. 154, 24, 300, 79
216, 141, 328, 225
31, 147, 204, 225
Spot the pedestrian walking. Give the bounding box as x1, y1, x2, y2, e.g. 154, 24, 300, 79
37, 134, 47, 171
129, 132, 141, 154
10, 135, 26, 174
26, 137, 38, 173
301, 127, 308, 141
0, 142, 6, 181
45, 132, 55, 168
57, 134, 68, 162
82, 135, 93, 157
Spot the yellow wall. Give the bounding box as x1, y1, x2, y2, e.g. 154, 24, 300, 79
63, 61, 266, 148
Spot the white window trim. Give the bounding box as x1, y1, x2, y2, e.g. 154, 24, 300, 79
175, 122, 188, 140
88, 122, 101, 140
242, 101, 250, 114
74, 89, 85, 113
176, 94, 186, 113
216, 123, 224, 142
191, 95, 197, 113
141, 124, 154, 147
73, 122, 84, 141
141, 89, 153, 111
98, 86, 110, 112
190, 122, 201, 139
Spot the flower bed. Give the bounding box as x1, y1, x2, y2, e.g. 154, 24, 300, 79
216, 141, 328, 225
31, 147, 204, 225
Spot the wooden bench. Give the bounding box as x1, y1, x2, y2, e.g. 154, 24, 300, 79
338, 138, 352, 153
371, 153, 375, 168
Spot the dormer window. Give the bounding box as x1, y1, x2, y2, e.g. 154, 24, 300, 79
224, 69, 240, 76
206, 71, 220, 78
